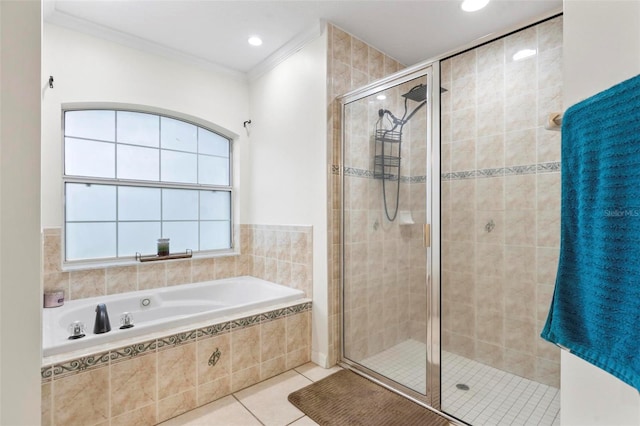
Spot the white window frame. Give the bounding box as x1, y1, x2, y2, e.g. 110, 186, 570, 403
61, 103, 238, 269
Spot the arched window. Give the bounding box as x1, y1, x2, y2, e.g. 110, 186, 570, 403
63, 108, 232, 263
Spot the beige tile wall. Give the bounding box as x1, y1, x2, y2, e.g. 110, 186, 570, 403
326, 24, 407, 365
246, 224, 313, 298
441, 16, 562, 387
42, 224, 312, 301
41, 306, 311, 426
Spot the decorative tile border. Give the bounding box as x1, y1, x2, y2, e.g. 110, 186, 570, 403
442, 162, 561, 181
41, 301, 312, 382
156, 330, 198, 351
260, 308, 289, 322
231, 315, 261, 330
41, 366, 53, 382
196, 321, 231, 339
344, 166, 375, 179
332, 165, 427, 184
288, 302, 312, 315
408, 175, 427, 184
334, 162, 560, 183
50, 351, 111, 379
110, 340, 157, 363
537, 162, 561, 173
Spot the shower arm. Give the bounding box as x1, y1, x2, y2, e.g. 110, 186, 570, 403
403, 101, 427, 123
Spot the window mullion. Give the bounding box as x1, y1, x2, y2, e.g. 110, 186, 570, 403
197, 129, 201, 252
115, 186, 119, 257
114, 114, 119, 258
159, 117, 163, 243
158, 115, 162, 183
63, 108, 233, 264
160, 187, 164, 242
62, 176, 230, 192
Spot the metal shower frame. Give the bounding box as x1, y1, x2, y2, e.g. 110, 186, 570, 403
336, 6, 562, 420
338, 63, 442, 412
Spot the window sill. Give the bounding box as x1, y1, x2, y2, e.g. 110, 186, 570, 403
61, 249, 239, 272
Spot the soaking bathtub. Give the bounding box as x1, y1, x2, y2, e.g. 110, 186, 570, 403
42, 275, 305, 358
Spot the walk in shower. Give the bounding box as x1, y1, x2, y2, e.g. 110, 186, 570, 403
340, 15, 563, 426
340, 67, 438, 404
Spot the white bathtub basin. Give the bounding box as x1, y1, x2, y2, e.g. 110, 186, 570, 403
42, 275, 305, 357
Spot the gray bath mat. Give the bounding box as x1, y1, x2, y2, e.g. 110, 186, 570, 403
288, 369, 450, 425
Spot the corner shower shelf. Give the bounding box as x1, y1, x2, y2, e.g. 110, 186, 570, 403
374, 129, 402, 180
373, 155, 401, 180
374, 129, 402, 143
135, 249, 193, 262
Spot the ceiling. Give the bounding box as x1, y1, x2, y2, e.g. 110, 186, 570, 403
44, 0, 562, 78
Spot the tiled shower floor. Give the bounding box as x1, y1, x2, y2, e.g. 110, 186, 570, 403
360, 338, 428, 393
360, 339, 560, 425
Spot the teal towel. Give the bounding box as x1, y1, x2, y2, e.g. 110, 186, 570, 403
541, 74, 640, 391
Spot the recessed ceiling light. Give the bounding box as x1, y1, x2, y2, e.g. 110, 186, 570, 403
248, 36, 263, 46
461, 0, 490, 12
376, 94, 387, 100
513, 49, 537, 61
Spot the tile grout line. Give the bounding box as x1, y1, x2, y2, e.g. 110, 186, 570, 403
285, 414, 307, 426
232, 393, 266, 426
362, 342, 560, 425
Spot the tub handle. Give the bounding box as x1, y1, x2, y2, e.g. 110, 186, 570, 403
120, 312, 134, 329
68, 321, 86, 340
208, 348, 221, 367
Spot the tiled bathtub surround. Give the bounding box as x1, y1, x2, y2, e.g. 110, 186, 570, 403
41, 224, 313, 424
42, 224, 312, 300
326, 24, 406, 365
245, 224, 313, 298
440, 16, 562, 388
41, 302, 312, 426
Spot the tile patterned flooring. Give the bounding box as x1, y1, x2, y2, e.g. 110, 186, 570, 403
360, 338, 428, 393
164, 342, 560, 426
360, 339, 561, 426
160, 363, 341, 426
442, 351, 560, 426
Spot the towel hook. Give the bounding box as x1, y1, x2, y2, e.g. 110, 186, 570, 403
48, 76, 54, 89
545, 112, 562, 131
243, 120, 252, 128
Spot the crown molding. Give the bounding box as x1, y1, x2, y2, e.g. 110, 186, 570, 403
44, 8, 247, 82
247, 20, 325, 83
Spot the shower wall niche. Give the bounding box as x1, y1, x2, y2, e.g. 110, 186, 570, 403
440, 16, 563, 388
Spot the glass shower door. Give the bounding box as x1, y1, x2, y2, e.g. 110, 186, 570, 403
341, 70, 435, 402
439, 16, 563, 425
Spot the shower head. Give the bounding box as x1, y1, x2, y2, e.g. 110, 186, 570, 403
402, 84, 427, 102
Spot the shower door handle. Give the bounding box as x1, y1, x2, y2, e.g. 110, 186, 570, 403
423, 224, 430, 248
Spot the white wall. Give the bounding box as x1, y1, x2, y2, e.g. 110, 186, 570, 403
0, 1, 42, 424
247, 32, 329, 365
562, 1, 640, 424
42, 23, 250, 228
44, 22, 331, 365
